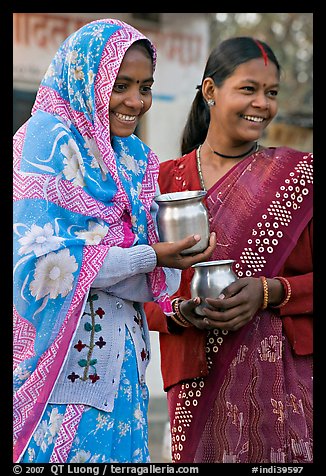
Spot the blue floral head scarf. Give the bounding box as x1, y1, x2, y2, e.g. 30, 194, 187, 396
13, 18, 170, 461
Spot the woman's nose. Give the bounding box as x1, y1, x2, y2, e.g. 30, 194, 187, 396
125, 92, 144, 109
252, 93, 269, 109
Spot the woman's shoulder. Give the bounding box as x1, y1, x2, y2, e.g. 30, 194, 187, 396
269, 145, 313, 158
159, 149, 198, 193
263, 146, 313, 170
159, 149, 197, 173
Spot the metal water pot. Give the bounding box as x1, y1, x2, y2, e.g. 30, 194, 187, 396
155, 190, 209, 255
191, 259, 238, 315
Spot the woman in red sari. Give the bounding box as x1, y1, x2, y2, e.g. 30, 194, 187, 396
145, 37, 313, 463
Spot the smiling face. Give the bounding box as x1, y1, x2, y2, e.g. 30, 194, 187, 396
204, 57, 280, 145
109, 43, 154, 138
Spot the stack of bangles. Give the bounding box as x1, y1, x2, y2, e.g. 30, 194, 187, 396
260, 276, 292, 310
170, 298, 193, 327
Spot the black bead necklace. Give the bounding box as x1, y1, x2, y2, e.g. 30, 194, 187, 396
206, 140, 258, 159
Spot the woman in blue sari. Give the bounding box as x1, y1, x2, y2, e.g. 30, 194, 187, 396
13, 18, 215, 463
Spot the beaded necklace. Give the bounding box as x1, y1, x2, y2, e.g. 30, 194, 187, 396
196, 145, 206, 191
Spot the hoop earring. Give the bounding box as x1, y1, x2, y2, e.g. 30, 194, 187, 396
207, 99, 215, 107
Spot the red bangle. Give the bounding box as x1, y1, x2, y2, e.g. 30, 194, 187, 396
271, 276, 292, 308
260, 276, 269, 310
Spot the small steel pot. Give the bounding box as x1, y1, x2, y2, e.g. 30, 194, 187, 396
155, 190, 210, 255
191, 259, 238, 315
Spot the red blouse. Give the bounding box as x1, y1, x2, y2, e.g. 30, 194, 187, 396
145, 150, 313, 391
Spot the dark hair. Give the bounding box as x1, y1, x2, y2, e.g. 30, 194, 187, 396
181, 36, 281, 155
129, 39, 155, 66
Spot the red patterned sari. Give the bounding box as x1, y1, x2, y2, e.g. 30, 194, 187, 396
166, 147, 313, 463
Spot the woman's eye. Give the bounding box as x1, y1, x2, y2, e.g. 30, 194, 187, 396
241, 86, 255, 92
141, 85, 152, 93
113, 83, 127, 92
268, 90, 278, 97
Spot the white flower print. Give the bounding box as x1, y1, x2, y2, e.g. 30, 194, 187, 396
61, 139, 86, 187
89, 454, 101, 463
86, 99, 93, 115
75, 221, 108, 245
74, 66, 84, 80
120, 151, 140, 174
124, 347, 132, 360
30, 407, 63, 451
91, 25, 106, 39
130, 183, 143, 200
107, 420, 114, 431
134, 403, 146, 429
84, 137, 108, 178
27, 447, 35, 462
136, 182, 143, 196
48, 407, 64, 438
70, 449, 91, 463
94, 412, 114, 434
13, 363, 31, 383
132, 448, 143, 463
138, 224, 145, 235
118, 421, 131, 438
124, 385, 132, 402
29, 248, 78, 300
18, 223, 64, 257
88, 70, 95, 84
95, 413, 109, 430
33, 420, 50, 452
131, 215, 137, 228
75, 91, 88, 112
68, 50, 78, 64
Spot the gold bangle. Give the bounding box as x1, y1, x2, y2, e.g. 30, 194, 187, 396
169, 312, 191, 328
271, 276, 292, 308
260, 276, 269, 310
171, 298, 193, 327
